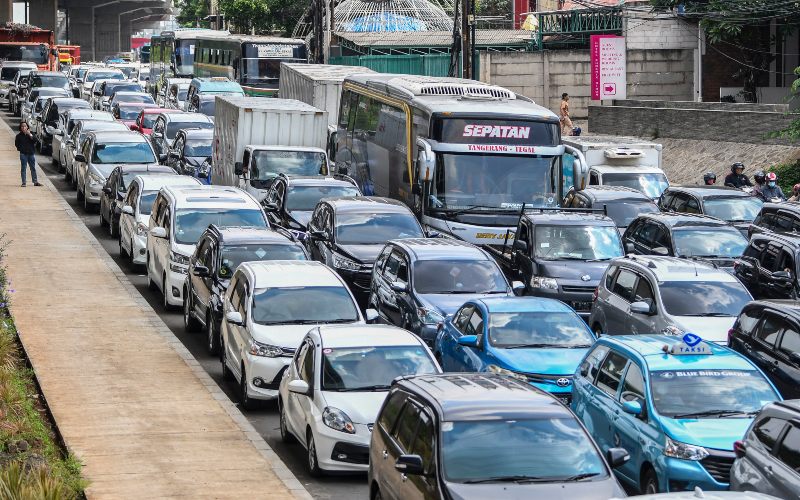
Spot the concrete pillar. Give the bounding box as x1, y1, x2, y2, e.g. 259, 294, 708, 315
29, 0, 58, 31
0, 0, 12, 23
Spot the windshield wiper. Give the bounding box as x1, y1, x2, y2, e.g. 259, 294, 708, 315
324, 318, 359, 324
330, 384, 390, 392
463, 475, 550, 484
672, 409, 754, 419
680, 312, 732, 317
445, 205, 511, 217
504, 343, 562, 349
259, 319, 320, 325
559, 473, 601, 482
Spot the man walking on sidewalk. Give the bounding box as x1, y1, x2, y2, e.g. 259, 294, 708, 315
15, 122, 40, 187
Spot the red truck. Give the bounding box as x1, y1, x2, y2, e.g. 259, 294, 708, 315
0, 23, 57, 71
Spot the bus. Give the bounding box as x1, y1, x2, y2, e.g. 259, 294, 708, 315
335, 75, 579, 246
193, 34, 307, 97
150, 29, 226, 96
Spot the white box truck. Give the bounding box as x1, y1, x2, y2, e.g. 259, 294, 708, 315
211, 96, 329, 202
563, 135, 667, 199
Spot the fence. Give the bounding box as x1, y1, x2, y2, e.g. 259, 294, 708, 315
330, 54, 458, 77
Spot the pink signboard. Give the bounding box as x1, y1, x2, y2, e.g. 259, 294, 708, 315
591, 35, 626, 101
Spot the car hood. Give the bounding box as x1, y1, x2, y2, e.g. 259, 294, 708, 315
445, 478, 624, 500
660, 416, 753, 451
491, 347, 590, 375
320, 391, 389, 424
537, 260, 611, 282
337, 244, 382, 265
173, 243, 195, 258
419, 293, 509, 316
672, 316, 735, 343
249, 323, 332, 348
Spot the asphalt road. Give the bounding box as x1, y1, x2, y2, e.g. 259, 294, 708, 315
2, 110, 368, 500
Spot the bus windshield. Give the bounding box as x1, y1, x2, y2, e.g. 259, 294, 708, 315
241, 59, 281, 82
0, 45, 48, 65
174, 40, 195, 76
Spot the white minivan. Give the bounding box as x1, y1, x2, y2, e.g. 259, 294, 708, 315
146, 185, 268, 309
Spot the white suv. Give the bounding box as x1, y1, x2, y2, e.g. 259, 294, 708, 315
220, 261, 378, 409
146, 185, 268, 309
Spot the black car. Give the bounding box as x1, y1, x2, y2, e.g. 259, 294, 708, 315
659, 185, 764, 236
263, 174, 362, 238
749, 202, 800, 238
563, 185, 660, 234
184, 225, 308, 355
95, 81, 143, 110
368, 373, 628, 500
623, 212, 748, 269
305, 197, 426, 305
728, 300, 800, 399
735, 232, 800, 299
166, 128, 214, 182
38, 97, 91, 154
99, 164, 176, 236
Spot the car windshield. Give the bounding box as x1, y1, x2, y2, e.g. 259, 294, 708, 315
32, 75, 67, 88
602, 173, 669, 199
321, 345, 437, 391
92, 142, 155, 164
533, 225, 623, 260
217, 244, 306, 278
114, 94, 154, 104
105, 83, 140, 96
173, 208, 266, 244
703, 197, 763, 222
117, 106, 144, 120
285, 185, 361, 212
650, 370, 779, 418
251, 150, 327, 182
335, 212, 423, 245
672, 228, 748, 258
86, 71, 123, 82
431, 154, 560, 211
442, 418, 607, 483
139, 191, 158, 215
489, 311, 594, 347
1, 67, 20, 80
184, 139, 211, 157
660, 281, 751, 316
604, 200, 660, 228
198, 98, 214, 115
251, 286, 358, 324
413, 260, 507, 294
166, 120, 212, 139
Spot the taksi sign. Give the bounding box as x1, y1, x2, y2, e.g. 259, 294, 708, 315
591, 35, 626, 101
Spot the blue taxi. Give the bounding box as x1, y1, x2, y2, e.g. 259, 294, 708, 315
571, 334, 781, 494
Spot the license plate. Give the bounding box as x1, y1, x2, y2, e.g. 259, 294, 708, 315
571, 301, 592, 311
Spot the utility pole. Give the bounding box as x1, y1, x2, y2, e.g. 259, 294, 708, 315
461, 0, 471, 79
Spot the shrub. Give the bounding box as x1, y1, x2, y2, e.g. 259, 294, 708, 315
767, 160, 800, 195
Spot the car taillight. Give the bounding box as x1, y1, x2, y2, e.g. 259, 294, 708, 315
733, 440, 746, 459
592, 287, 599, 302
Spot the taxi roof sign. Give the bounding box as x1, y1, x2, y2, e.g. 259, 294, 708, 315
663, 334, 714, 355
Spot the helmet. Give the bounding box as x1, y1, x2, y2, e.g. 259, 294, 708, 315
703, 172, 716, 184
793, 183, 800, 193
754, 170, 766, 184
731, 162, 745, 173
766, 172, 778, 181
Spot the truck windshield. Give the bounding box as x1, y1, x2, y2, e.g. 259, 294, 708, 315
534, 225, 623, 260
250, 150, 327, 184
430, 154, 559, 211
0, 46, 48, 64
703, 197, 763, 222
672, 228, 748, 258
413, 260, 507, 294
601, 172, 669, 199
174, 40, 195, 76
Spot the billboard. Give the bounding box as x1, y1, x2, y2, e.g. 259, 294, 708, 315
591, 35, 626, 100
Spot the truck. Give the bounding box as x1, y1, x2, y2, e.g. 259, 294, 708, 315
0, 24, 57, 71
563, 135, 667, 200
211, 95, 330, 202
56, 44, 80, 68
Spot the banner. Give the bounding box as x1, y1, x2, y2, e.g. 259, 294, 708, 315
591, 35, 627, 101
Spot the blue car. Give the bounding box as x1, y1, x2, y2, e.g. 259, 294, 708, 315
571, 334, 782, 494
434, 297, 596, 405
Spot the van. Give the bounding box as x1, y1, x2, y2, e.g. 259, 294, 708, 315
184, 77, 244, 111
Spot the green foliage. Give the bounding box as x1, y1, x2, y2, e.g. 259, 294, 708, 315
773, 67, 800, 141
175, 0, 210, 28
264, 0, 308, 36
0, 462, 77, 500
767, 159, 800, 194
219, 0, 271, 34
476, 0, 510, 18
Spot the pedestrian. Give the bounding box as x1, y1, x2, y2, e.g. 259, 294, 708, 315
560, 93, 573, 136
15, 122, 40, 187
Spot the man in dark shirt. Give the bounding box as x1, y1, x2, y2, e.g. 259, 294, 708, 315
15, 122, 40, 187
723, 162, 752, 189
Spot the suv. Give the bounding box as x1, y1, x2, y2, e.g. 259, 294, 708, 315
734, 232, 800, 300
659, 186, 763, 236
623, 212, 748, 269
589, 255, 753, 342
184, 225, 308, 355
731, 400, 800, 497
369, 373, 628, 499
37, 97, 91, 154
728, 300, 800, 399
563, 186, 660, 234
150, 112, 213, 161
52, 109, 113, 170
749, 202, 800, 238
165, 128, 213, 182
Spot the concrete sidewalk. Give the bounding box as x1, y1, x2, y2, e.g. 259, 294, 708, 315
0, 123, 309, 497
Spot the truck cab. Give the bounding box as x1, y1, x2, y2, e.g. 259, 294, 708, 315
233, 145, 330, 202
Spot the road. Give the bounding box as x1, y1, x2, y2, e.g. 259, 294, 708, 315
2, 110, 368, 500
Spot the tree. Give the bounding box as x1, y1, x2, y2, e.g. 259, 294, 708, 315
264, 0, 308, 36
775, 66, 800, 140
219, 0, 271, 34
175, 0, 210, 28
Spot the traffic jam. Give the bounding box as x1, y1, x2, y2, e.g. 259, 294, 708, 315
5, 45, 800, 499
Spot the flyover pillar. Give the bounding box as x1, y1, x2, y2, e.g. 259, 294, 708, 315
29, 0, 58, 31
0, 0, 12, 24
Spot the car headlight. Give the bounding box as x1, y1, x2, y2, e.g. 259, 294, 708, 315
332, 254, 360, 271
661, 325, 685, 336
248, 340, 282, 358
169, 250, 189, 266
136, 222, 148, 236
417, 307, 444, 325
487, 364, 528, 382
530, 276, 558, 290
322, 406, 356, 434
664, 437, 708, 461
88, 172, 105, 185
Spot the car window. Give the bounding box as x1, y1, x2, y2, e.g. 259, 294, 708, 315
453, 305, 474, 333
394, 402, 421, 452
631, 222, 657, 247
595, 351, 627, 397
464, 309, 484, 337
611, 269, 637, 302
384, 252, 401, 279
685, 197, 700, 214
757, 314, 785, 347
620, 363, 645, 403
779, 327, 800, 357
651, 226, 670, 250
604, 265, 618, 290
378, 390, 407, 433
776, 426, 800, 473
412, 411, 435, 473
580, 344, 610, 381
374, 246, 392, 276
753, 416, 787, 452
736, 308, 762, 335
761, 244, 782, 272
300, 340, 314, 383
633, 277, 654, 304
396, 258, 408, 284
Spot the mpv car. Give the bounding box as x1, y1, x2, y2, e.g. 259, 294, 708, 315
749, 202, 800, 238
37, 97, 91, 154
572, 334, 781, 494
165, 128, 213, 182
369, 373, 628, 500
563, 185, 660, 234
659, 186, 763, 236
99, 164, 176, 236
52, 108, 113, 169
64, 119, 130, 185
734, 232, 800, 300
589, 255, 753, 342
150, 112, 213, 160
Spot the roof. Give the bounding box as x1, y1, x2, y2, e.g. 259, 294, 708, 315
189, 78, 243, 93
89, 131, 148, 143
112, 91, 150, 97
243, 260, 343, 288
283, 176, 357, 188
49, 98, 89, 106
79, 120, 130, 132
116, 164, 174, 174
593, 166, 665, 174
326, 196, 412, 213
562, 135, 661, 148
281, 63, 375, 83
163, 112, 212, 123
218, 95, 322, 113
618, 255, 739, 283
66, 109, 113, 120
212, 226, 295, 245
600, 335, 758, 372
397, 373, 570, 421
317, 324, 424, 348
578, 185, 654, 202
522, 210, 616, 225
135, 174, 201, 192
478, 296, 574, 314
181, 128, 214, 139
760, 201, 800, 213
390, 238, 489, 261
141, 107, 176, 114
637, 212, 742, 230
30, 71, 64, 77
335, 30, 532, 49
667, 185, 752, 198
161, 185, 261, 209
747, 300, 800, 318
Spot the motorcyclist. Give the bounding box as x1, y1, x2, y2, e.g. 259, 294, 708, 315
788, 184, 800, 202
724, 162, 753, 189
752, 170, 766, 198
703, 172, 717, 185
758, 172, 786, 202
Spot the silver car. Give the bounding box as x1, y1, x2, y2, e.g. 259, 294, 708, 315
588, 255, 753, 343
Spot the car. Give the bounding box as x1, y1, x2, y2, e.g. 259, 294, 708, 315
435, 296, 596, 404
588, 164, 670, 200
734, 232, 800, 300
150, 112, 213, 161
0, 61, 36, 107
369, 372, 629, 499
730, 400, 800, 497
623, 213, 749, 270
63, 119, 130, 185
187, 93, 216, 117
130, 107, 176, 135
279, 324, 440, 475
572, 334, 781, 494
37, 97, 91, 154
9, 70, 32, 116
67, 65, 88, 97
659, 186, 763, 236
164, 81, 189, 110
184, 225, 309, 354
98, 164, 177, 237
28, 71, 70, 94
564, 186, 661, 234
20, 87, 69, 131
165, 128, 213, 183
749, 201, 800, 238
238, 146, 332, 198
184, 77, 244, 111
107, 91, 154, 111
369, 238, 515, 345
146, 185, 268, 310
52, 109, 113, 169
263, 174, 362, 239
728, 300, 800, 399
305, 197, 426, 305
80, 68, 125, 100
92, 80, 143, 110
220, 261, 378, 407
111, 102, 149, 128
590, 255, 753, 343
118, 174, 203, 267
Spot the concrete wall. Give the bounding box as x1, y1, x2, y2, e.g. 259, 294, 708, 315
624, 13, 698, 51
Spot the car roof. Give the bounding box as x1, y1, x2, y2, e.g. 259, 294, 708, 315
637, 212, 733, 228
760, 201, 800, 214
89, 131, 148, 142
326, 196, 412, 214
477, 296, 574, 314
49, 98, 87, 106
242, 260, 343, 288
116, 164, 173, 173
142, 107, 176, 114
79, 120, 129, 131
577, 186, 654, 202
163, 112, 211, 122
112, 91, 150, 97
616, 255, 740, 282
161, 185, 261, 209
390, 238, 490, 261
746, 300, 800, 320
282, 176, 355, 188
212, 226, 294, 245
31, 71, 65, 77
316, 324, 424, 348
181, 128, 214, 139
397, 373, 571, 421
522, 210, 616, 225
667, 185, 752, 198
136, 174, 201, 191
67, 109, 113, 120
31, 87, 69, 95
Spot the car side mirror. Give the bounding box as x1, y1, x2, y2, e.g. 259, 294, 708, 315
365, 308, 379, 323
652, 246, 669, 256
193, 265, 209, 277
390, 281, 407, 293
287, 379, 310, 395
457, 335, 479, 348
74, 153, 85, 162
606, 448, 630, 469
621, 400, 642, 416
425, 229, 440, 238
789, 352, 800, 365
121, 205, 134, 215
234, 161, 244, 176
630, 301, 652, 315
225, 310, 244, 326
512, 239, 528, 253
625, 242, 635, 254
149, 226, 167, 239
512, 280, 525, 295
734, 440, 747, 459
395, 454, 424, 475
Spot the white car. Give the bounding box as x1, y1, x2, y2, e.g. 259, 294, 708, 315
146, 185, 268, 309
120, 175, 201, 266
278, 324, 440, 475
54, 109, 114, 169
64, 120, 129, 186
0, 61, 37, 106
81, 68, 124, 101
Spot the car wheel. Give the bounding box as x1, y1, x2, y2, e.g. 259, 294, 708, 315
279, 398, 294, 443
162, 273, 173, 311
239, 365, 256, 410
99, 208, 108, 228
146, 262, 157, 291
642, 468, 659, 495
206, 311, 219, 355
306, 430, 323, 477
184, 290, 201, 333
220, 337, 233, 381
76, 184, 84, 200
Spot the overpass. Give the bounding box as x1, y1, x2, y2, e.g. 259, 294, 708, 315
0, 0, 173, 60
